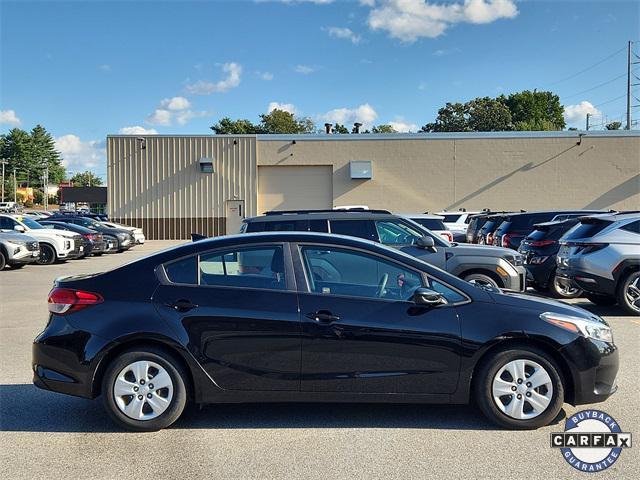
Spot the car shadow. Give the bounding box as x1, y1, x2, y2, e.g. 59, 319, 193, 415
0, 384, 566, 433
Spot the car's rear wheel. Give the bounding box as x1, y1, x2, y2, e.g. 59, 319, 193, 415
102, 348, 188, 431
36, 244, 56, 265
586, 293, 617, 306
463, 272, 501, 290
549, 271, 582, 299
474, 347, 564, 429
0, 251, 6, 270
617, 271, 640, 316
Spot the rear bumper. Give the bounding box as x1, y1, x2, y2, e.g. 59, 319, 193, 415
524, 261, 555, 289
556, 268, 616, 297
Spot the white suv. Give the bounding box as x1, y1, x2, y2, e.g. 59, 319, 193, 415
0, 214, 83, 265
436, 210, 483, 241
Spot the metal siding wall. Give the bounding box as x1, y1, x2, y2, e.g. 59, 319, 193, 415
107, 136, 257, 240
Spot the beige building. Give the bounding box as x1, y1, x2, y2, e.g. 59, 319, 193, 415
107, 131, 640, 240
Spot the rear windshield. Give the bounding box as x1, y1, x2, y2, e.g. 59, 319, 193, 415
441, 214, 462, 223
505, 213, 557, 230
480, 218, 503, 232
563, 220, 612, 240
410, 218, 447, 231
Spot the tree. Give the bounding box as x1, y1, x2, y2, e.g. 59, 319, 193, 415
371, 124, 397, 133
259, 109, 315, 134
332, 123, 350, 134
605, 121, 622, 130
466, 97, 513, 131
70, 170, 103, 186
210, 117, 260, 134
421, 102, 471, 132
501, 90, 565, 131
30, 125, 65, 183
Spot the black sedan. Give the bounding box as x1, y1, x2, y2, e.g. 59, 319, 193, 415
37, 220, 107, 257
48, 215, 135, 252
33, 232, 618, 431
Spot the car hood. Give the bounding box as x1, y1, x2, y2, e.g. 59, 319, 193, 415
490, 290, 603, 322
448, 243, 516, 257
29, 228, 77, 238
0, 231, 38, 242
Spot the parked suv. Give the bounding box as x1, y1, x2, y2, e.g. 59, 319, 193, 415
242, 209, 526, 291
0, 214, 82, 264
518, 218, 583, 298
556, 213, 640, 315
0, 231, 40, 270
49, 215, 135, 252
492, 211, 606, 250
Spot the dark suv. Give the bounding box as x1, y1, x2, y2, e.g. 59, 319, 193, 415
242, 209, 527, 291
492, 211, 605, 250
518, 218, 583, 298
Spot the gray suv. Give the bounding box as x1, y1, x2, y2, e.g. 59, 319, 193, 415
242, 209, 526, 291
0, 231, 40, 270
556, 212, 640, 315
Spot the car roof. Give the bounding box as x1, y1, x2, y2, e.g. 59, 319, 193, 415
578, 212, 640, 222
397, 213, 445, 220
501, 210, 607, 219
245, 210, 400, 222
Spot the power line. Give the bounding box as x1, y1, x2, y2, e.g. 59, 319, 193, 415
593, 94, 626, 108
543, 46, 627, 87
563, 71, 630, 100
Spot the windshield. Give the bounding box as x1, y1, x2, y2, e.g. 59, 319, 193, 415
20, 217, 43, 229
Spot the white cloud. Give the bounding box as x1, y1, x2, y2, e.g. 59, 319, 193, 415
175, 110, 209, 125
320, 103, 378, 128
118, 126, 158, 135
268, 102, 297, 114
257, 71, 274, 80
389, 120, 418, 132
146, 109, 173, 126
366, 0, 519, 42
294, 64, 317, 74
55, 134, 105, 172
0, 109, 21, 126
185, 62, 242, 94
160, 96, 191, 110
325, 26, 362, 44
564, 101, 601, 126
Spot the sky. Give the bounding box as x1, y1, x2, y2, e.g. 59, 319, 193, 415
1, 0, 639, 181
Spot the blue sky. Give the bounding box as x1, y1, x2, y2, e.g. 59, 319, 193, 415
1, 0, 638, 180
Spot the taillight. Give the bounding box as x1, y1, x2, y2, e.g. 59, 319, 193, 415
48, 288, 103, 315
441, 232, 453, 242
501, 234, 513, 248
487, 233, 494, 245
568, 242, 609, 255
82, 233, 96, 241
529, 239, 557, 247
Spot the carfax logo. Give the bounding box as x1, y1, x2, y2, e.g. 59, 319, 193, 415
550, 409, 632, 472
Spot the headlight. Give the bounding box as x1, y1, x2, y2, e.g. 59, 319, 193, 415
540, 312, 613, 343
504, 254, 524, 267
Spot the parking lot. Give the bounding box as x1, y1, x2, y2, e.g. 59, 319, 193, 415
1, 241, 638, 479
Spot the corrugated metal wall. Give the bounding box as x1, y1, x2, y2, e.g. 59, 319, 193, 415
107, 136, 257, 240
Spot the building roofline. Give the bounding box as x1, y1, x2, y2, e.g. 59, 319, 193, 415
106, 130, 640, 141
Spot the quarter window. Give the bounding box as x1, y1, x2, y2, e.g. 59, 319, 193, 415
300, 246, 423, 301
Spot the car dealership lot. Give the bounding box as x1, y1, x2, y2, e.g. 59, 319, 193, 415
1, 241, 638, 479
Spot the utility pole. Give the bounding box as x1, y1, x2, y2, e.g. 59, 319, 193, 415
43, 167, 49, 211
13, 169, 17, 203
586, 113, 591, 131
0, 159, 7, 202
627, 40, 632, 130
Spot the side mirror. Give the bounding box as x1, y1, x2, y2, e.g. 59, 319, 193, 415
415, 235, 435, 250
14, 225, 25, 233
413, 287, 446, 306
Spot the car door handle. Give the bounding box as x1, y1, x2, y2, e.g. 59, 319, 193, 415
306, 310, 340, 323
166, 299, 198, 312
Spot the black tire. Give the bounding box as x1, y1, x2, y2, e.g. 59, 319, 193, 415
616, 270, 640, 316
102, 348, 188, 432
549, 271, 582, 299
474, 346, 564, 430
0, 251, 6, 270
93, 252, 104, 257
463, 272, 502, 289
36, 244, 56, 265
11, 263, 25, 269
586, 293, 617, 306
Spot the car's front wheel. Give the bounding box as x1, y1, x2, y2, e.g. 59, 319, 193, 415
102, 348, 188, 431
463, 272, 501, 290
617, 270, 640, 316
475, 347, 564, 429
36, 244, 56, 265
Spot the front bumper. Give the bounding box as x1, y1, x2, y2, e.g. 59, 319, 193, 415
556, 268, 616, 297
560, 337, 619, 405
500, 264, 527, 292
8, 247, 40, 265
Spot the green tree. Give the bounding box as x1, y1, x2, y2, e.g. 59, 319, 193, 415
371, 124, 397, 133
70, 170, 103, 186
467, 97, 513, 131
605, 121, 622, 130
210, 117, 261, 134
259, 109, 315, 134
421, 102, 470, 132
30, 125, 65, 183
501, 90, 565, 131
332, 123, 350, 134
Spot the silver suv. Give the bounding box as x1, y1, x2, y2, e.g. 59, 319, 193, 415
556, 213, 640, 315
242, 209, 526, 291
0, 231, 40, 270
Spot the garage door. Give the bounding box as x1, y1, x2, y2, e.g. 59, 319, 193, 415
258, 166, 333, 213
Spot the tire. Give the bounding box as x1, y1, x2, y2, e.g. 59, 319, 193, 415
0, 251, 6, 270
11, 263, 25, 269
102, 348, 188, 432
586, 293, 617, 306
616, 270, 640, 316
36, 244, 56, 265
474, 346, 564, 429
463, 272, 502, 289
549, 271, 582, 299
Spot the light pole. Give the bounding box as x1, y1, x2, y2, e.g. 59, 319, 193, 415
0, 159, 7, 202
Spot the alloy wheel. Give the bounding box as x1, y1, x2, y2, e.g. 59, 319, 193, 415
553, 275, 581, 298
492, 359, 553, 420
113, 360, 174, 421
625, 273, 640, 313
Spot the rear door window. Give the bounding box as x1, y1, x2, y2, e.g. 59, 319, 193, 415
329, 219, 377, 241
620, 220, 640, 234
441, 214, 462, 223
